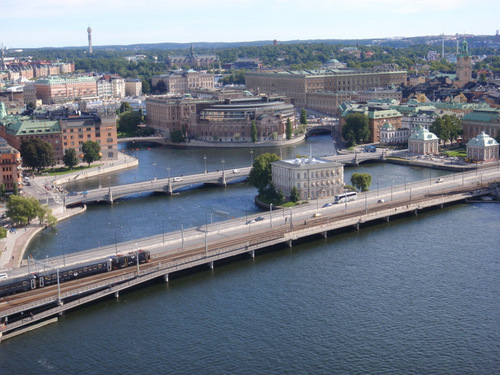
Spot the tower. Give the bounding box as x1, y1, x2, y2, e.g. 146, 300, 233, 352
455, 38, 471, 87
87, 26, 93, 54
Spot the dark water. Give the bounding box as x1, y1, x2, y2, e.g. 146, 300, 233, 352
1, 137, 498, 374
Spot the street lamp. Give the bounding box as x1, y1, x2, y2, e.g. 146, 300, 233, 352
167, 167, 171, 184
153, 162, 157, 180
98, 166, 101, 189
270, 203, 273, 228
203, 155, 207, 174
221, 159, 226, 178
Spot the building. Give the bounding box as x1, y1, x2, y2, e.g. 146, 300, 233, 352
357, 87, 402, 103
152, 70, 214, 94
124, 78, 142, 97
379, 122, 410, 145
408, 126, 439, 155
455, 39, 472, 88
167, 46, 217, 68
461, 108, 500, 142
245, 68, 407, 108
271, 156, 344, 200
0, 136, 22, 191
466, 131, 499, 162
146, 95, 297, 143
35, 76, 98, 104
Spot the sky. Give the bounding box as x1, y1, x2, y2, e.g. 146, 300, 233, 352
0, 0, 499, 49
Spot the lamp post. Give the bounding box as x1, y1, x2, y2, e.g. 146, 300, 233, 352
203, 155, 207, 174
153, 162, 157, 180
167, 167, 171, 185
98, 166, 101, 189
289, 207, 293, 231
221, 159, 226, 177
270, 203, 273, 228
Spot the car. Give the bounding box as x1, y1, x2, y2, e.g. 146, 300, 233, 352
255, 216, 264, 221
435, 178, 444, 183
173, 177, 183, 182
312, 213, 322, 217
0, 273, 8, 279
377, 199, 385, 203
68, 191, 78, 196
322, 202, 333, 208
232, 169, 240, 174
81, 191, 89, 195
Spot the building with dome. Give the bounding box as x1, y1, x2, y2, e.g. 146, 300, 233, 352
379, 121, 410, 145
466, 131, 499, 162
408, 125, 439, 155
271, 157, 344, 201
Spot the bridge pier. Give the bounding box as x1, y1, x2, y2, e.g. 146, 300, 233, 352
163, 274, 169, 283
107, 192, 113, 204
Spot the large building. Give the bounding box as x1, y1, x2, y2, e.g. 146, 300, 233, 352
152, 70, 214, 94
124, 78, 142, 97
461, 108, 500, 142
408, 126, 439, 155
271, 156, 344, 201
455, 39, 472, 88
466, 131, 499, 162
0, 136, 22, 191
146, 96, 297, 143
245, 68, 407, 110
166, 45, 217, 68
35, 76, 98, 104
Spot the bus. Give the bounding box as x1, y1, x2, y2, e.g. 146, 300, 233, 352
334, 192, 357, 204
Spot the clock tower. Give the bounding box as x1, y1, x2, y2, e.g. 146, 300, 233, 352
455, 38, 471, 87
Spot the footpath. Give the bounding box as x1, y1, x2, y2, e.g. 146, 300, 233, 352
0, 151, 137, 273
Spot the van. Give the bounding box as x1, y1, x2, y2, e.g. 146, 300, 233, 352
0, 273, 8, 279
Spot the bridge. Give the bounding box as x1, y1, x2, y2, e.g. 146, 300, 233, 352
65, 167, 251, 205
1, 165, 499, 340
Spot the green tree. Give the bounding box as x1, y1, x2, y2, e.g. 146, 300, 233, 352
0, 227, 6, 239
21, 139, 55, 172
6, 195, 40, 226
0, 184, 5, 201
248, 153, 281, 192
300, 108, 308, 125
351, 173, 372, 192
37, 204, 57, 226
62, 148, 79, 170
13, 183, 19, 196
286, 118, 293, 140
120, 102, 133, 113
341, 113, 370, 147
170, 130, 185, 143
82, 141, 101, 166
429, 114, 462, 145
141, 79, 151, 94
118, 110, 142, 135
251, 120, 258, 142
290, 186, 300, 202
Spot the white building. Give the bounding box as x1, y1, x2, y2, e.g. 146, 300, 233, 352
271, 157, 344, 200
466, 131, 499, 162
125, 78, 142, 97
379, 121, 410, 145
408, 125, 439, 155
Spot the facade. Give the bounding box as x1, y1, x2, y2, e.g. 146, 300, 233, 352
152, 70, 214, 94
461, 108, 500, 142
124, 79, 142, 97
271, 157, 344, 200
379, 122, 410, 145
408, 126, 439, 155
0, 136, 22, 191
304, 91, 358, 116
245, 68, 407, 108
357, 88, 402, 103
466, 131, 499, 162
146, 96, 297, 143
35, 76, 98, 104
167, 46, 217, 68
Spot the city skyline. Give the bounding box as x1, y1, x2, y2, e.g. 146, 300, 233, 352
0, 0, 498, 49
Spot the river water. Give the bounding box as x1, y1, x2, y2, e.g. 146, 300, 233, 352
1, 136, 498, 374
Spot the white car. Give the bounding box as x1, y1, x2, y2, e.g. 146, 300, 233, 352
0, 273, 8, 279
435, 178, 444, 183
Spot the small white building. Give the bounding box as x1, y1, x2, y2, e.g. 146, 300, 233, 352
466, 131, 499, 162
408, 125, 439, 155
379, 121, 410, 145
271, 157, 344, 200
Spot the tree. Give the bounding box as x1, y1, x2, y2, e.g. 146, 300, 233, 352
290, 186, 300, 202
13, 183, 19, 196
0, 184, 5, 201
350, 173, 372, 192
251, 120, 258, 142
341, 113, 370, 147
0, 227, 6, 239
300, 108, 308, 125
286, 118, 293, 140
248, 153, 281, 192
119, 102, 132, 113
6, 195, 40, 226
82, 141, 101, 166
170, 130, 185, 143
21, 139, 55, 172
429, 115, 462, 145
63, 148, 79, 170
118, 110, 142, 135
37, 204, 57, 226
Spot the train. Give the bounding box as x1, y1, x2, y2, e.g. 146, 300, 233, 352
0, 250, 151, 298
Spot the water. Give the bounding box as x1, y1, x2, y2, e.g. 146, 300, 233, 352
1, 136, 498, 374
